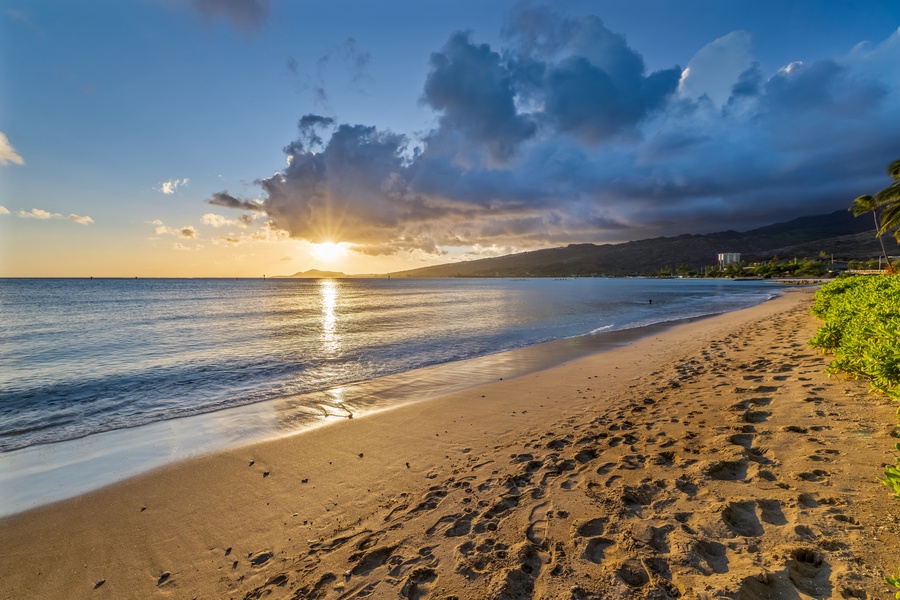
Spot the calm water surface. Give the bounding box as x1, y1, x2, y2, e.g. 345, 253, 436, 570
0, 277, 778, 453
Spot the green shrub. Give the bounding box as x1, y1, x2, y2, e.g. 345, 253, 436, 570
809, 275, 900, 400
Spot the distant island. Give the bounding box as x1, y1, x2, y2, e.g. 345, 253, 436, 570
274, 269, 349, 279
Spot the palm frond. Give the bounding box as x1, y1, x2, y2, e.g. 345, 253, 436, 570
879, 200, 900, 235
849, 194, 877, 216
888, 158, 900, 180
876, 182, 900, 204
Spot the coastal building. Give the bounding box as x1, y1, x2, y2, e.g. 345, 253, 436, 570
717, 252, 741, 268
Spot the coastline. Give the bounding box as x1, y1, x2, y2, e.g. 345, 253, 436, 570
0, 293, 777, 518
3, 287, 899, 598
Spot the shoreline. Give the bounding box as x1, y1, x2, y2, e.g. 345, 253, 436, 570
0, 297, 780, 518
4, 287, 899, 598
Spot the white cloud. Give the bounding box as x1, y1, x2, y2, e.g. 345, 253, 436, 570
678, 31, 755, 106
0, 206, 9, 215
158, 178, 190, 195
18, 208, 60, 219
201, 212, 254, 228
67, 214, 94, 225
172, 242, 192, 251
202, 213, 232, 227
0, 132, 24, 166
150, 220, 197, 238
15, 208, 94, 224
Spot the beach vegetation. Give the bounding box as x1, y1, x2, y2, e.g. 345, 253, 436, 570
809, 275, 900, 400
882, 443, 900, 499
810, 273, 900, 594
887, 570, 900, 599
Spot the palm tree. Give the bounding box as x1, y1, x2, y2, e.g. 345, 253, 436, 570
876, 158, 900, 242
850, 158, 900, 270
850, 192, 891, 268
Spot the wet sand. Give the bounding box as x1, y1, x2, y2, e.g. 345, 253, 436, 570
2, 288, 899, 599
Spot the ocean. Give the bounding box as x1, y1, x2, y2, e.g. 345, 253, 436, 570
0, 277, 778, 514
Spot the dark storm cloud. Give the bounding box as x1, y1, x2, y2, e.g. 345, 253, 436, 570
541, 54, 679, 143
192, 0, 268, 33
762, 59, 887, 116
423, 32, 536, 161
209, 7, 900, 254
207, 191, 265, 212
730, 63, 764, 99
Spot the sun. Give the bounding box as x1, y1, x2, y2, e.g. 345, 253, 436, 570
311, 242, 346, 262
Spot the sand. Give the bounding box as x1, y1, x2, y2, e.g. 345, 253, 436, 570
3, 288, 900, 599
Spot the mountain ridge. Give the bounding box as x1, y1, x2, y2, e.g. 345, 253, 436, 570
388, 210, 886, 278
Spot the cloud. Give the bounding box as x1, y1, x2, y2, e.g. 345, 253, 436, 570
16, 208, 94, 224
150, 220, 198, 238
286, 38, 373, 108
202, 213, 252, 228
158, 178, 189, 195
0, 205, 9, 215
207, 191, 265, 211
206, 6, 900, 256
18, 208, 57, 219
679, 31, 754, 107
0, 132, 24, 166
502, 12, 681, 144
341, 37, 372, 86
423, 32, 536, 161
192, 0, 268, 34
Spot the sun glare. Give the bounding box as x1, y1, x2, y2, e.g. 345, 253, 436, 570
311, 242, 346, 262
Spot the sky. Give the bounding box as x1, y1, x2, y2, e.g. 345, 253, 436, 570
2, 0, 900, 277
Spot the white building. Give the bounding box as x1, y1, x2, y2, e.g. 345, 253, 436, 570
718, 253, 741, 268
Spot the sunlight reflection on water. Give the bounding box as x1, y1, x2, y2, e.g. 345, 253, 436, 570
320, 279, 340, 355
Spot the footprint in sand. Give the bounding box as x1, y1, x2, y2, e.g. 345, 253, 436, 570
705, 459, 748, 481
786, 548, 831, 596
736, 571, 798, 598
743, 410, 771, 424
526, 503, 550, 546
747, 446, 774, 465
616, 558, 650, 588
400, 567, 437, 600
576, 517, 607, 538
652, 450, 675, 466
721, 501, 764, 537
595, 462, 616, 475
796, 469, 829, 483
728, 433, 754, 448
249, 551, 273, 567
350, 546, 396, 576
757, 499, 787, 525
694, 540, 729, 574
617, 454, 646, 470
581, 537, 614, 564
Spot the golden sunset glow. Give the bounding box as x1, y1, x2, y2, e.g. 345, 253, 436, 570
311, 242, 346, 263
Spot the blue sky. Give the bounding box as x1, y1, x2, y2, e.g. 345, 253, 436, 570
2, 0, 900, 276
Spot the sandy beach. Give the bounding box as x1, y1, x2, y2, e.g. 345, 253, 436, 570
3, 288, 899, 599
